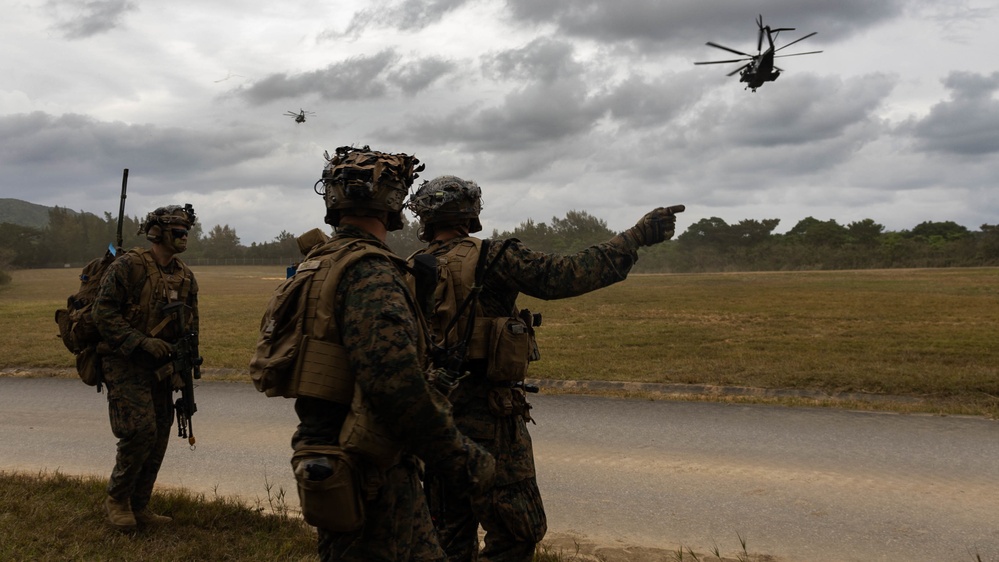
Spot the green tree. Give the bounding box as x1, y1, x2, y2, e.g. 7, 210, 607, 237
547, 210, 616, 254
200, 224, 242, 260
785, 217, 849, 247
907, 221, 970, 244
846, 219, 885, 247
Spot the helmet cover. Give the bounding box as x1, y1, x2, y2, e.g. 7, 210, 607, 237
138, 204, 197, 235
316, 145, 423, 231
406, 175, 483, 237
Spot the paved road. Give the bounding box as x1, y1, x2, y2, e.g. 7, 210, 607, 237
1, 377, 997, 561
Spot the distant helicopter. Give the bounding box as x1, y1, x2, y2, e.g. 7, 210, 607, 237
695, 15, 821, 92
284, 109, 315, 123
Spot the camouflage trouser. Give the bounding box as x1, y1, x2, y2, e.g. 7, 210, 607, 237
103, 356, 174, 512
427, 411, 547, 562
426, 475, 546, 562
318, 457, 445, 562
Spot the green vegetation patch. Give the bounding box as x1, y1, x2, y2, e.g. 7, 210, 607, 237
0, 470, 318, 561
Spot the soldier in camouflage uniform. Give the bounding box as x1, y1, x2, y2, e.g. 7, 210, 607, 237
407, 176, 682, 562
92, 204, 199, 531
290, 147, 495, 561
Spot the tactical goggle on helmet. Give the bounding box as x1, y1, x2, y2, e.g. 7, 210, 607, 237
315, 145, 423, 231
138, 204, 197, 235
406, 175, 483, 238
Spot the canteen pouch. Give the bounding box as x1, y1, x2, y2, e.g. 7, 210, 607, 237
485, 316, 531, 383
292, 448, 364, 533
75, 346, 103, 387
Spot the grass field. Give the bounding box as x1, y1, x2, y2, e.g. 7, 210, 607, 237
2, 265, 997, 416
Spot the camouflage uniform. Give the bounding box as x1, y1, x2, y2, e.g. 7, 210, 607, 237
92, 248, 198, 513
291, 225, 493, 562
418, 234, 640, 562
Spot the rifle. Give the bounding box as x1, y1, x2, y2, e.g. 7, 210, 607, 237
162, 301, 203, 449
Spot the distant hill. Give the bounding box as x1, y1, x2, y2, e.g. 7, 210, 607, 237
0, 198, 80, 229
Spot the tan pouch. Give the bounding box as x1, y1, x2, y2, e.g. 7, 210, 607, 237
338, 384, 403, 469
485, 316, 531, 382
76, 346, 103, 387
292, 448, 364, 533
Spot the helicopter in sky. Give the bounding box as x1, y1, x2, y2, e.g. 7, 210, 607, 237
695, 15, 821, 92
284, 109, 315, 123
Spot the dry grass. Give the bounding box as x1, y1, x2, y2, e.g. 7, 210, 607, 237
0, 470, 317, 561
2, 266, 998, 415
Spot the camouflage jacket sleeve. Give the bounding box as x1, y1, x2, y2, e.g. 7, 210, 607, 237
92, 253, 146, 356
336, 254, 464, 465
483, 234, 639, 305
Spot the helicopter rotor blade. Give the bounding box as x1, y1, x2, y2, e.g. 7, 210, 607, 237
775, 31, 817, 52
695, 57, 752, 65
757, 15, 764, 52
727, 63, 750, 77
773, 50, 823, 59
705, 41, 754, 57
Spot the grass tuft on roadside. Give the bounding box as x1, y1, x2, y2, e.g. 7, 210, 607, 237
0, 470, 318, 561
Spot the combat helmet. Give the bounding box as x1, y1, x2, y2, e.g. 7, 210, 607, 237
316, 145, 423, 231
138, 204, 197, 242
406, 175, 483, 241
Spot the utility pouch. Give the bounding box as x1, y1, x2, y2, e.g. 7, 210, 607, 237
485, 316, 531, 383
291, 447, 364, 533
76, 346, 103, 387
339, 384, 403, 469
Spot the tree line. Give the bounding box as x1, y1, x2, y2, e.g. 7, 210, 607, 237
1, 207, 997, 283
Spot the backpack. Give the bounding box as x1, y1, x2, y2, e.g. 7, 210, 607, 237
54, 250, 117, 389
249, 238, 408, 402
54, 248, 158, 390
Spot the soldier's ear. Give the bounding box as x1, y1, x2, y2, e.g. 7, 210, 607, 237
146, 224, 163, 243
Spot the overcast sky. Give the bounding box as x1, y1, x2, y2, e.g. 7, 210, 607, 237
2, 0, 997, 245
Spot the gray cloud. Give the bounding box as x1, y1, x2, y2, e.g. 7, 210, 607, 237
321, 0, 471, 39
388, 57, 458, 95
0, 112, 276, 198
599, 72, 706, 130
483, 38, 579, 84
237, 51, 400, 104
911, 71, 999, 155
48, 0, 137, 39
726, 73, 896, 147
504, 0, 910, 47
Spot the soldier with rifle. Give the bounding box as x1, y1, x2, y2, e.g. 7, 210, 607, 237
407, 176, 683, 562
92, 203, 200, 531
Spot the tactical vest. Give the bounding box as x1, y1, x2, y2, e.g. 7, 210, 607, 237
252, 237, 426, 404
126, 248, 196, 341
420, 238, 534, 383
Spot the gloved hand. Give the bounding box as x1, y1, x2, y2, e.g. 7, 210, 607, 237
462, 439, 496, 493
140, 337, 173, 360
623, 205, 684, 247
429, 436, 496, 495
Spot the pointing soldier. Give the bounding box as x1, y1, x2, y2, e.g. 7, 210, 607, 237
407, 176, 682, 561
284, 147, 495, 561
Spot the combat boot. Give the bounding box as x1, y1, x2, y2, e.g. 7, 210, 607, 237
104, 495, 137, 530
134, 507, 173, 525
